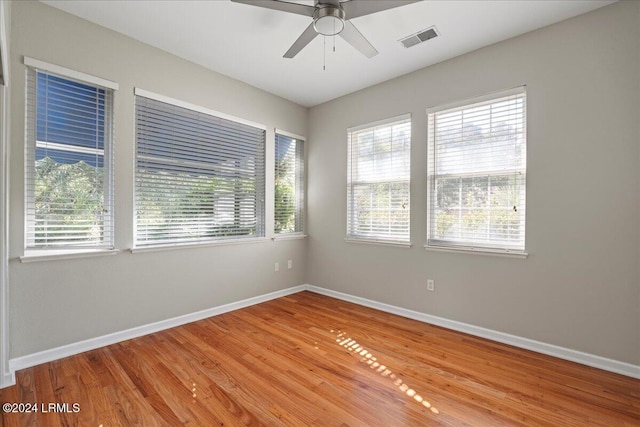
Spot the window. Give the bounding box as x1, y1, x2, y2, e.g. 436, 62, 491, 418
347, 114, 411, 244
427, 87, 526, 254
134, 89, 266, 246
274, 132, 304, 235
25, 60, 116, 250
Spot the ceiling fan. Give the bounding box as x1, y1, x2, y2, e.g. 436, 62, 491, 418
231, 0, 421, 59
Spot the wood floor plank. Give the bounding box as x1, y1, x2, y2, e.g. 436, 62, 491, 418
164, 327, 303, 426
1, 291, 639, 426
142, 335, 228, 419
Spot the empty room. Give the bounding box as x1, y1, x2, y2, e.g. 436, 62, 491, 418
0, 0, 638, 425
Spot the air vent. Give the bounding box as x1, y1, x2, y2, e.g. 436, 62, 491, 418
399, 27, 439, 49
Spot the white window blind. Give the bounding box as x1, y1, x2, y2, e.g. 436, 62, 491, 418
135, 93, 266, 246
25, 67, 114, 249
427, 88, 526, 253
347, 114, 411, 243
275, 132, 304, 235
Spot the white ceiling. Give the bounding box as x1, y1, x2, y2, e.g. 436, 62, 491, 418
42, 0, 614, 107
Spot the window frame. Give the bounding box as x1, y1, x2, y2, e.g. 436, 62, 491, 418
133, 88, 267, 249
23, 57, 118, 256
274, 129, 305, 238
346, 113, 412, 247
425, 87, 527, 257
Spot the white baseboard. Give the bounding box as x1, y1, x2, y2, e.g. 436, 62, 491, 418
6, 284, 639, 384
305, 285, 640, 379
9, 285, 306, 375
0, 370, 14, 388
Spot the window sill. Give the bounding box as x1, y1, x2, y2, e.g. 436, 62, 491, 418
272, 234, 307, 241
20, 248, 119, 263
344, 238, 412, 248
423, 245, 528, 259
130, 237, 269, 254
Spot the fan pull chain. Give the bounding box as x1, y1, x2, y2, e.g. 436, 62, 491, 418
333, 19, 336, 52
323, 36, 326, 71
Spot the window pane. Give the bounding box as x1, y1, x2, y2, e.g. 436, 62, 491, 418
26, 69, 114, 249
352, 182, 410, 240
135, 95, 266, 246
428, 89, 526, 252
275, 133, 304, 234
348, 115, 411, 243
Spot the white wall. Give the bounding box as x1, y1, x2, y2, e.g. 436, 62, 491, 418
8, 1, 308, 358
307, 1, 640, 365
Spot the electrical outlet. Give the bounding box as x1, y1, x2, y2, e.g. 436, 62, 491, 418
427, 279, 435, 292
275, 262, 279, 272
288, 260, 292, 269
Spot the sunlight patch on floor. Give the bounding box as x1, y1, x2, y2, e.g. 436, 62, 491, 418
332, 329, 440, 415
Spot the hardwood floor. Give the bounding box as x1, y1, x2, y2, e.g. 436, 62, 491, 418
1, 291, 639, 426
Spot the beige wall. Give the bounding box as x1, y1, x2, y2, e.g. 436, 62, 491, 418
307, 1, 640, 365
0, 0, 11, 386
8, 1, 307, 357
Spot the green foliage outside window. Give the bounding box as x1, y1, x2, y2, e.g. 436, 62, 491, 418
35, 157, 104, 245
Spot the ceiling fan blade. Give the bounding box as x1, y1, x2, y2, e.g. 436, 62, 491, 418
230, 0, 314, 17
338, 21, 378, 58
341, 0, 421, 19
284, 22, 319, 58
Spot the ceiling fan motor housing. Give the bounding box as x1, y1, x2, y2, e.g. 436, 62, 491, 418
313, 5, 345, 36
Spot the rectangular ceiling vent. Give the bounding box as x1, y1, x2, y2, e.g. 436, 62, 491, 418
399, 27, 439, 49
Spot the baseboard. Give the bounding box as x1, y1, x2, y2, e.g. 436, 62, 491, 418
0, 370, 15, 388
7, 283, 639, 383
9, 285, 306, 375
305, 285, 640, 379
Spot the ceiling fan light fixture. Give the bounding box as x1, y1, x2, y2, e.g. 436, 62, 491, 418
313, 6, 345, 36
